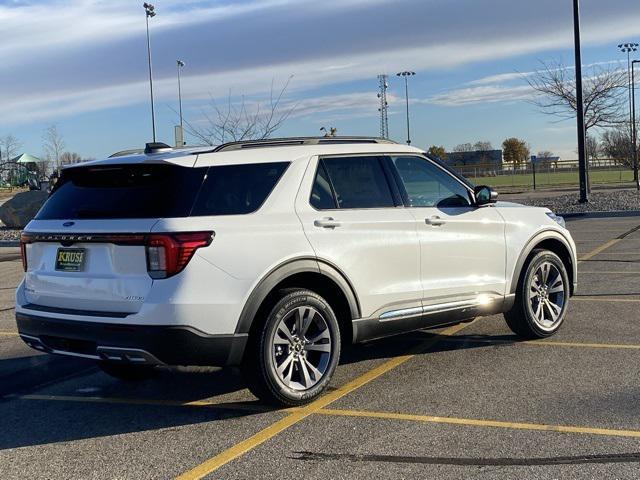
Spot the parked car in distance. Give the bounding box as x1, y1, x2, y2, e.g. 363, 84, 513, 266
16, 137, 577, 405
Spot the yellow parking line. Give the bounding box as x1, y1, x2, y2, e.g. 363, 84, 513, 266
316, 408, 640, 439
586, 252, 639, 255
578, 239, 621, 262
175, 321, 472, 480
572, 297, 640, 303
579, 271, 640, 274
527, 340, 640, 350
445, 337, 640, 350
0, 331, 17, 336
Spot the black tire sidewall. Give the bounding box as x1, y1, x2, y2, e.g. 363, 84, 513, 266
519, 250, 570, 337
259, 290, 340, 405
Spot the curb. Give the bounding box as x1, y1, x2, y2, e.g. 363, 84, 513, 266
0, 241, 19, 248
560, 210, 640, 220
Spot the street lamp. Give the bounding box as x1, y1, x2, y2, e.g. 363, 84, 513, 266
619, 43, 639, 186
573, 0, 589, 203
144, 3, 157, 142
632, 59, 639, 190
177, 59, 185, 145
396, 71, 416, 145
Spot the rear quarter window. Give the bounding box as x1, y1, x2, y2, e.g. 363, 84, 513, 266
190, 162, 289, 216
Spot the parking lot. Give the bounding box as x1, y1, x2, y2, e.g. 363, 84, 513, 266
1, 214, 639, 479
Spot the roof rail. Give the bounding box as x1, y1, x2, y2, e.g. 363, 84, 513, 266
197, 136, 396, 153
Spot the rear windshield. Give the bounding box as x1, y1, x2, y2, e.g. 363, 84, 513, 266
37, 162, 289, 220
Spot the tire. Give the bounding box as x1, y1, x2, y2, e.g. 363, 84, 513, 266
504, 249, 570, 339
242, 289, 341, 406
97, 361, 157, 381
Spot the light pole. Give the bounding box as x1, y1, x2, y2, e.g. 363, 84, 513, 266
633, 59, 639, 190
396, 71, 415, 145
573, 0, 589, 203
177, 59, 185, 145
619, 43, 639, 185
144, 3, 157, 142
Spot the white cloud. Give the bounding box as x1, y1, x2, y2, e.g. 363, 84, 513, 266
425, 85, 534, 107
1, 0, 639, 126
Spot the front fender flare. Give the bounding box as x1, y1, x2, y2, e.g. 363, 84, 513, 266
509, 229, 577, 295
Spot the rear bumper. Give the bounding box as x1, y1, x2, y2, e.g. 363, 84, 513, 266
16, 312, 248, 367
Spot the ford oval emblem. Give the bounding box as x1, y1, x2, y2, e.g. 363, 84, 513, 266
62, 221, 75, 227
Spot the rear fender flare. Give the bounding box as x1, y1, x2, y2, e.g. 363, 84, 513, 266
235, 257, 360, 334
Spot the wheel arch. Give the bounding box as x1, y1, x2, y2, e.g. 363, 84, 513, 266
510, 231, 577, 296
235, 257, 361, 343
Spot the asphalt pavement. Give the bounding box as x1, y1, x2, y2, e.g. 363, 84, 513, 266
1, 214, 639, 479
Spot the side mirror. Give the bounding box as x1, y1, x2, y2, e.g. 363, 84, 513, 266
474, 185, 498, 206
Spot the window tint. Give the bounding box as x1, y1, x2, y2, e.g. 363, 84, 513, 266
310, 162, 337, 209
191, 162, 288, 216
391, 156, 471, 208
321, 156, 394, 209
37, 164, 206, 220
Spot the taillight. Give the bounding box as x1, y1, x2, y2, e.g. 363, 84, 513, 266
20, 233, 28, 272
145, 232, 213, 279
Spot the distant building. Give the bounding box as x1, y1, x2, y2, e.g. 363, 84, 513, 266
532, 156, 560, 164
445, 149, 503, 167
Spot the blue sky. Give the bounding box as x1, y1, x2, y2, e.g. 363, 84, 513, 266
1, 0, 639, 160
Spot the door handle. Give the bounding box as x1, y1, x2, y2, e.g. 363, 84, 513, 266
314, 217, 341, 229
425, 216, 446, 226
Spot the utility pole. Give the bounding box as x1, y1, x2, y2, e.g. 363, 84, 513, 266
144, 3, 157, 142
176, 59, 185, 147
377, 75, 389, 139
633, 60, 639, 190
396, 71, 415, 145
619, 43, 639, 185
573, 0, 589, 203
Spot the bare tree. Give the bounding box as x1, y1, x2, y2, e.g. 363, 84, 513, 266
43, 125, 66, 175
35, 157, 50, 179
526, 61, 627, 132
183, 77, 296, 146
60, 152, 84, 165
453, 143, 474, 153
585, 134, 600, 161
473, 141, 493, 152
600, 128, 634, 167
537, 150, 559, 168
473, 141, 494, 163
0, 134, 22, 163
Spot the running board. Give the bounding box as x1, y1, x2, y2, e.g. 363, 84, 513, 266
352, 295, 510, 343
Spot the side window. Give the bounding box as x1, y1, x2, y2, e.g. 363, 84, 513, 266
191, 162, 289, 216
321, 156, 395, 209
310, 161, 337, 209
391, 156, 472, 208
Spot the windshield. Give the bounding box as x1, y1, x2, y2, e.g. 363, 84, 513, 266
424, 153, 475, 188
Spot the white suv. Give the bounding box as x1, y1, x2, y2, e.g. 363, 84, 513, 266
16, 138, 577, 405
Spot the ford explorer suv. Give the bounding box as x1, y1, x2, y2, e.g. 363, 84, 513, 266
16, 137, 577, 406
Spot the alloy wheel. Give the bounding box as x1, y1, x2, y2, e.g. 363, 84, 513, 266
271, 306, 332, 391
528, 261, 566, 331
